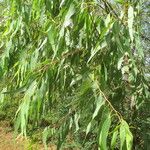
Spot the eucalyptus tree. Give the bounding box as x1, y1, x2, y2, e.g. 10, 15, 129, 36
0, 0, 149, 149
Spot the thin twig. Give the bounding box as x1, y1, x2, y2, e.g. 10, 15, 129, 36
96, 83, 122, 121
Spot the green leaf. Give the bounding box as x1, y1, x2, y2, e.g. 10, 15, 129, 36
121, 66, 129, 74
2, 85, 26, 94
88, 41, 107, 63
126, 132, 133, 150
64, 4, 75, 25
118, 57, 123, 70
74, 113, 80, 132
115, 0, 124, 4
43, 127, 49, 150
111, 129, 118, 149
120, 120, 126, 150
86, 91, 104, 136
105, 14, 111, 27
92, 94, 105, 120
128, 6, 134, 42
99, 113, 111, 150
119, 120, 133, 150
59, 4, 75, 37
124, 121, 133, 150
57, 123, 69, 149
0, 88, 7, 103
15, 81, 37, 136
86, 122, 92, 135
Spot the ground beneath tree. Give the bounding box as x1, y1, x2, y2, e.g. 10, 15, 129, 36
0, 121, 56, 150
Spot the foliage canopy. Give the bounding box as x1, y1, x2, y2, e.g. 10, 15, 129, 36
0, 0, 149, 149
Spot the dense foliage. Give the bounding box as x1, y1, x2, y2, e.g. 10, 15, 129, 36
0, 0, 149, 149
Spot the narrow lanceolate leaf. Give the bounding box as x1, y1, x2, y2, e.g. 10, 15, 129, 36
74, 113, 80, 132
120, 120, 126, 149
64, 4, 75, 27
126, 131, 133, 150
117, 57, 123, 70
99, 114, 111, 150
119, 120, 133, 150
88, 41, 107, 63
43, 127, 49, 150
0, 88, 7, 103
128, 6, 134, 42
92, 94, 105, 120
16, 81, 37, 136
115, 0, 124, 4
86, 122, 92, 135
59, 4, 75, 37
123, 121, 133, 150
111, 129, 118, 149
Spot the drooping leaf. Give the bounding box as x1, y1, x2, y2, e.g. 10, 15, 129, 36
111, 129, 118, 149
43, 127, 49, 150
92, 94, 105, 120
120, 120, 126, 149
128, 6, 134, 42
86, 122, 92, 135
0, 88, 7, 103
99, 113, 111, 150
124, 121, 133, 150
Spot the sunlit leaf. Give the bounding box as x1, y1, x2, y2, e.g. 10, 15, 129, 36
111, 129, 118, 149
0, 88, 7, 103
86, 122, 92, 135
74, 113, 80, 132
115, 0, 124, 4
124, 121, 133, 150
99, 113, 111, 150
92, 94, 105, 120
120, 120, 126, 149
128, 6, 134, 42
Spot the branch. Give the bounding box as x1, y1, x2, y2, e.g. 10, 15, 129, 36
95, 81, 122, 121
